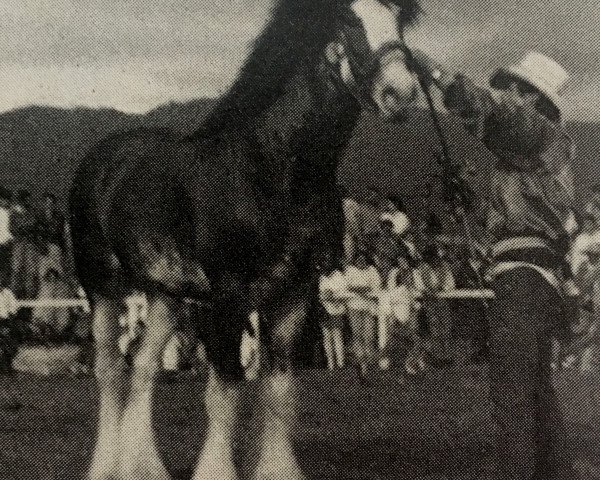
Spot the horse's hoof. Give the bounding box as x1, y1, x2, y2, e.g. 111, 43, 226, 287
253, 456, 306, 480
88, 469, 120, 480
120, 460, 173, 480
253, 469, 306, 480
120, 469, 172, 480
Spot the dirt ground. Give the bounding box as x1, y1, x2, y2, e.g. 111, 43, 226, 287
0, 365, 599, 480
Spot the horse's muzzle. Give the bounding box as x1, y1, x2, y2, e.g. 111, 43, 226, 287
371, 50, 418, 119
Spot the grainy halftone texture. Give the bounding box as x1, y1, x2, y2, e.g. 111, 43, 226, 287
0, 1, 599, 480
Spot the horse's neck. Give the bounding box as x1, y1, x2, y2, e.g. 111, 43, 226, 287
253, 71, 361, 199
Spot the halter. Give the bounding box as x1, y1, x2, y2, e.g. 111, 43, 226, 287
330, 27, 411, 111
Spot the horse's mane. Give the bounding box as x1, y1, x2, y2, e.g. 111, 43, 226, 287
192, 0, 422, 139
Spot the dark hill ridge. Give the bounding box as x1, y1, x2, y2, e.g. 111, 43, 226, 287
0, 101, 597, 214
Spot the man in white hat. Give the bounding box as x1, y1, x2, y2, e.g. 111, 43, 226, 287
411, 51, 577, 479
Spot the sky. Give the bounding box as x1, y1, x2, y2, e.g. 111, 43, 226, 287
0, 0, 598, 120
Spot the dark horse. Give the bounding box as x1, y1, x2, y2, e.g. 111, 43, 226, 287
70, 0, 422, 479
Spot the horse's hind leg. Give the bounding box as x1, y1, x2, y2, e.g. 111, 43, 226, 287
253, 301, 307, 480
120, 294, 175, 480
89, 294, 126, 480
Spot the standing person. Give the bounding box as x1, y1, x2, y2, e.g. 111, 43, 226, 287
414, 50, 577, 479
404, 255, 428, 375
31, 268, 74, 343
317, 253, 348, 371
569, 214, 600, 278
571, 244, 600, 373
356, 186, 387, 254
37, 192, 66, 280
452, 246, 489, 364
344, 250, 381, 378
373, 219, 412, 367
340, 186, 361, 264
10, 190, 40, 299
418, 244, 456, 367
584, 184, 600, 228
385, 255, 422, 370
0, 282, 20, 409
380, 195, 411, 238
373, 219, 401, 280
0, 188, 14, 289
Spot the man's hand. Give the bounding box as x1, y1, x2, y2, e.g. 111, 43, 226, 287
408, 49, 455, 91
408, 49, 439, 79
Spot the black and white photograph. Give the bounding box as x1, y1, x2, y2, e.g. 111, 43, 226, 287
0, 0, 598, 479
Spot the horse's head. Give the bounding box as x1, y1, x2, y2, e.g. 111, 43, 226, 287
325, 0, 422, 120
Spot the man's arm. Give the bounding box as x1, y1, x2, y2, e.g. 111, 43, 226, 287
410, 50, 556, 159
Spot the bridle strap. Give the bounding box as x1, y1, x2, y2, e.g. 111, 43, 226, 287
332, 34, 409, 111
365, 40, 410, 76
403, 43, 487, 293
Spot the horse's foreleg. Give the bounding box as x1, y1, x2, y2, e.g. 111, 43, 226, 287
120, 295, 175, 480
253, 303, 306, 480
193, 295, 245, 480
192, 367, 240, 480
89, 295, 126, 480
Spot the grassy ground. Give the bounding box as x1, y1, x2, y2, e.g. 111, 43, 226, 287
0, 365, 599, 480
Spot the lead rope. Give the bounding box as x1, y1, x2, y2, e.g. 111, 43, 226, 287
402, 42, 488, 297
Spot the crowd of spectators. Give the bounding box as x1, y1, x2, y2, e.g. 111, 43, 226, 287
0, 187, 87, 370
1, 183, 599, 379
314, 186, 489, 377
315, 185, 600, 378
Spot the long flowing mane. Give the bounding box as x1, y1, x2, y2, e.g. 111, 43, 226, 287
194, 0, 422, 138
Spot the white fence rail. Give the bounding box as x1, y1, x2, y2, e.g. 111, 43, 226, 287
17, 298, 90, 309
12, 289, 497, 312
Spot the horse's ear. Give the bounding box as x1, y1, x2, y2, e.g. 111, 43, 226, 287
325, 42, 346, 65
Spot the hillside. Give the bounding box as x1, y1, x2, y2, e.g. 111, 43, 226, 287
0, 101, 597, 215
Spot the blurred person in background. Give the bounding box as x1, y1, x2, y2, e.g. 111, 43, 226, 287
373, 222, 412, 368
384, 254, 423, 372
356, 186, 388, 255
317, 252, 348, 371
569, 243, 600, 372
400, 229, 420, 265
0, 188, 14, 289
413, 211, 443, 254
240, 311, 261, 380
557, 214, 600, 370
373, 219, 401, 280
451, 246, 489, 364
72, 284, 93, 374
31, 268, 74, 343
0, 280, 20, 410
120, 321, 145, 367
341, 185, 361, 263
569, 214, 600, 278
345, 250, 381, 378
10, 190, 40, 299
380, 195, 411, 237
584, 184, 600, 227
37, 192, 66, 280
418, 244, 456, 368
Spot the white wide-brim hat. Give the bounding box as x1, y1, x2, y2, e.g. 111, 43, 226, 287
490, 51, 569, 119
